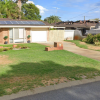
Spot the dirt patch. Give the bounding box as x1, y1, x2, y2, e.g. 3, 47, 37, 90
5, 88, 12, 93
88, 46, 100, 50
42, 77, 75, 86
0, 76, 35, 84
0, 55, 12, 65
80, 42, 86, 45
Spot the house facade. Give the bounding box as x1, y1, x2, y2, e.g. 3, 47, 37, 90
0, 19, 54, 44
0, 19, 66, 44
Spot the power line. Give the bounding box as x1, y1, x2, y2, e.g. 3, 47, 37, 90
68, 6, 99, 21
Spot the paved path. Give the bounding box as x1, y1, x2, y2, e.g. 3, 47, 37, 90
39, 41, 100, 61
13, 81, 100, 100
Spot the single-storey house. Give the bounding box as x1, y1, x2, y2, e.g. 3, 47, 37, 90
53, 20, 98, 36
85, 23, 100, 35
0, 18, 54, 44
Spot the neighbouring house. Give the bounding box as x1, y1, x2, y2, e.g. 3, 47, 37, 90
51, 20, 99, 40
54, 20, 98, 35
86, 23, 100, 35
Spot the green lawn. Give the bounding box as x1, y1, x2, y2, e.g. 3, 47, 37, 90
65, 40, 100, 51
65, 40, 88, 49
0, 43, 100, 96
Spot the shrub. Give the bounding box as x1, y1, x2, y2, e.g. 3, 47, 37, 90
0, 48, 3, 52
82, 38, 87, 42
21, 46, 28, 49
93, 34, 100, 43
3, 48, 9, 51
86, 34, 94, 44
27, 35, 31, 39
9, 47, 13, 50
94, 42, 100, 46
4, 36, 8, 40
16, 45, 21, 48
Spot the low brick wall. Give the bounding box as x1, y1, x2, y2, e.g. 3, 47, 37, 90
48, 30, 64, 42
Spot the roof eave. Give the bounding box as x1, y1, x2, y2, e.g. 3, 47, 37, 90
0, 26, 54, 28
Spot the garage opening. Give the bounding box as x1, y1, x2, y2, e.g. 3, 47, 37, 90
31, 31, 47, 42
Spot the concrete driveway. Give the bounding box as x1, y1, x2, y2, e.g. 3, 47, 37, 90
39, 41, 100, 61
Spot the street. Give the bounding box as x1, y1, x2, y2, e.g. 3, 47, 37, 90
13, 81, 100, 100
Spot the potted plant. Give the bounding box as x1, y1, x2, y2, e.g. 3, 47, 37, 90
27, 35, 31, 43
4, 36, 8, 44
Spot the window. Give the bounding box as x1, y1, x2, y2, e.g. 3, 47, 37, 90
19, 28, 24, 38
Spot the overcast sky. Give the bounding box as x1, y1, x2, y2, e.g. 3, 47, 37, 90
26, 0, 100, 21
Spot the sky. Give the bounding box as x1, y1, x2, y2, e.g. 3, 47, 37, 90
26, 0, 100, 21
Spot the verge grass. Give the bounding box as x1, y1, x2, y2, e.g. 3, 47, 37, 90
65, 40, 88, 49
0, 43, 100, 96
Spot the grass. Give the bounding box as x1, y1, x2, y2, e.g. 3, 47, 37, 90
65, 40, 88, 49
0, 43, 100, 96
65, 40, 100, 51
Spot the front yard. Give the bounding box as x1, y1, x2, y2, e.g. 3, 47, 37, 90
0, 43, 100, 96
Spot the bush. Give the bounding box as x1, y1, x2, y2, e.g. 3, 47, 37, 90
82, 38, 87, 42
86, 34, 94, 44
27, 35, 31, 39
9, 47, 13, 50
3, 48, 9, 51
82, 33, 100, 45
93, 34, 100, 43
0, 48, 3, 52
4, 36, 8, 40
94, 42, 100, 46
21, 46, 27, 49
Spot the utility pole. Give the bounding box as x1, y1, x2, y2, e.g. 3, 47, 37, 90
84, 16, 85, 22
83, 16, 88, 24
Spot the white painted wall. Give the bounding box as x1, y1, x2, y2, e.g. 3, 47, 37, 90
64, 30, 75, 40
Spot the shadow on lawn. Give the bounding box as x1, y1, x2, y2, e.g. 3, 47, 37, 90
1, 61, 100, 78
0, 61, 100, 96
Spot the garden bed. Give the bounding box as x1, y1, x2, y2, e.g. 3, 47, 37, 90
0, 44, 29, 52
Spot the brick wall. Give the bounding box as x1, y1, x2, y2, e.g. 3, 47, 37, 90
26, 28, 30, 42
0, 28, 9, 44
48, 30, 64, 42
0, 28, 3, 44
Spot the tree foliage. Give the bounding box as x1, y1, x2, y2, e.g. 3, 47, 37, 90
44, 15, 61, 24
14, 0, 28, 3
0, 0, 21, 19
21, 3, 41, 20
0, 0, 41, 20
94, 18, 100, 21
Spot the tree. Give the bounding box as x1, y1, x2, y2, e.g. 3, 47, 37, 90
44, 15, 61, 24
0, 1, 4, 18
0, 0, 22, 19
94, 18, 100, 21
14, 0, 28, 3
21, 3, 41, 20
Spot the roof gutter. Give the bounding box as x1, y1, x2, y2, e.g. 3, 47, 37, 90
0, 26, 54, 28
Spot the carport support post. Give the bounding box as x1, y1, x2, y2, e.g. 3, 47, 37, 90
24, 28, 25, 43
13, 28, 14, 43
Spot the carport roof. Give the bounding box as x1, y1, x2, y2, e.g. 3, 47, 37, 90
54, 24, 91, 28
